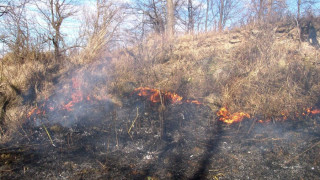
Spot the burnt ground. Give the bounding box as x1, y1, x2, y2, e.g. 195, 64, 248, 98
1, 96, 320, 180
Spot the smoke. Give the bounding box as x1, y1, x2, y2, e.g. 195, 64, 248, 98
28, 61, 114, 128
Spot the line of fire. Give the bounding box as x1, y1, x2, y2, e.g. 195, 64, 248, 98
27, 81, 320, 125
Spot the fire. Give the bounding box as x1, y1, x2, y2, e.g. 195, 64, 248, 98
216, 106, 320, 124
186, 100, 202, 105
306, 108, 320, 115
27, 107, 37, 118
62, 87, 84, 111
134, 87, 202, 105
165, 92, 183, 104
27, 77, 92, 119
27, 79, 320, 126
134, 87, 183, 104
217, 107, 250, 124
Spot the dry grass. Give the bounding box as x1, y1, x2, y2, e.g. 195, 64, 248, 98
71, 29, 109, 65
109, 22, 320, 120
0, 51, 59, 141
1, 19, 319, 142
220, 27, 320, 119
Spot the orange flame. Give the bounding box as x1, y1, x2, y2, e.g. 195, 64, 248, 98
307, 108, 320, 115
217, 107, 250, 124
27, 107, 37, 118
165, 92, 183, 104
27, 77, 93, 118
61, 78, 84, 111
186, 100, 202, 105
134, 87, 183, 104
134, 87, 202, 105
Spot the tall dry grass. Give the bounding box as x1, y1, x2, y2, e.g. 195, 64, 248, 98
109, 22, 320, 120
219, 27, 320, 119
0, 28, 111, 142
0, 50, 59, 141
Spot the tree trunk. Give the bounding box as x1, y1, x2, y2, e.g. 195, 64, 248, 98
53, 32, 60, 62
218, 0, 224, 31
166, 0, 174, 37
258, 0, 264, 21
188, 0, 194, 33
267, 0, 273, 21
205, 0, 209, 32
297, 0, 301, 20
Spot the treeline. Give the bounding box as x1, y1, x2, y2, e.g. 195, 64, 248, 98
0, 0, 319, 62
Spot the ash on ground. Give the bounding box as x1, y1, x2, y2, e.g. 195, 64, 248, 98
1, 97, 320, 180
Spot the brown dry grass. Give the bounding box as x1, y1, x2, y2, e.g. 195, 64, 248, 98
0, 51, 58, 141
109, 23, 320, 119
0, 27, 112, 142
221, 27, 320, 119
1, 20, 319, 142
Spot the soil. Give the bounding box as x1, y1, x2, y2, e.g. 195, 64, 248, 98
1, 95, 320, 180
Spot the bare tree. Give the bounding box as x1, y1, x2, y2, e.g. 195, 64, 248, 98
297, 0, 319, 20
35, 0, 77, 62
248, 0, 286, 23
0, 0, 10, 17
79, 0, 123, 49
215, 0, 238, 31
0, 0, 32, 62
174, 0, 206, 33
131, 0, 167, 34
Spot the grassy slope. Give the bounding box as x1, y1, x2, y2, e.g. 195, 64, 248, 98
0, 22, 319, 141
110, 23, 320, 118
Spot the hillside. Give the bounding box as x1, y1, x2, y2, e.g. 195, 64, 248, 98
0, 20, 319, 138
110, 21, 320, 118
0, 20, 320, 179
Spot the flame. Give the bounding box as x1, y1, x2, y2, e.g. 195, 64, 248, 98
217, 107, 250, 124
134, 87, 203, 105
27, 107, 37, 118
307, 108, 320, 115
134, 87, 183, 104
165, 92, 183, 104
27, 77, 93, 119
223, 107, 320, 124
61, 78, 84, 111
186, 100, 202, 105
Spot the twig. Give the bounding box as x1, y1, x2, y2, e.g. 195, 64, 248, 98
247, 118, 256, 134
285, 140, 320, 164
96, 160, 107, 169
0, 169, 14, 172
42, 125, 56, 147
245, 138, 284, 142
0, 144, 46, 151
128, 107, 139, 135
158, 88, 165, 138
18, 122, 31, 142
113, 111, 119, 148
237, 121, 242, 134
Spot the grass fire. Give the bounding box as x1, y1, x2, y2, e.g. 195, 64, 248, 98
1, 2, 320, 179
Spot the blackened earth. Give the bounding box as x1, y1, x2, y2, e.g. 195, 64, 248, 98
1, 97, 320, 179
